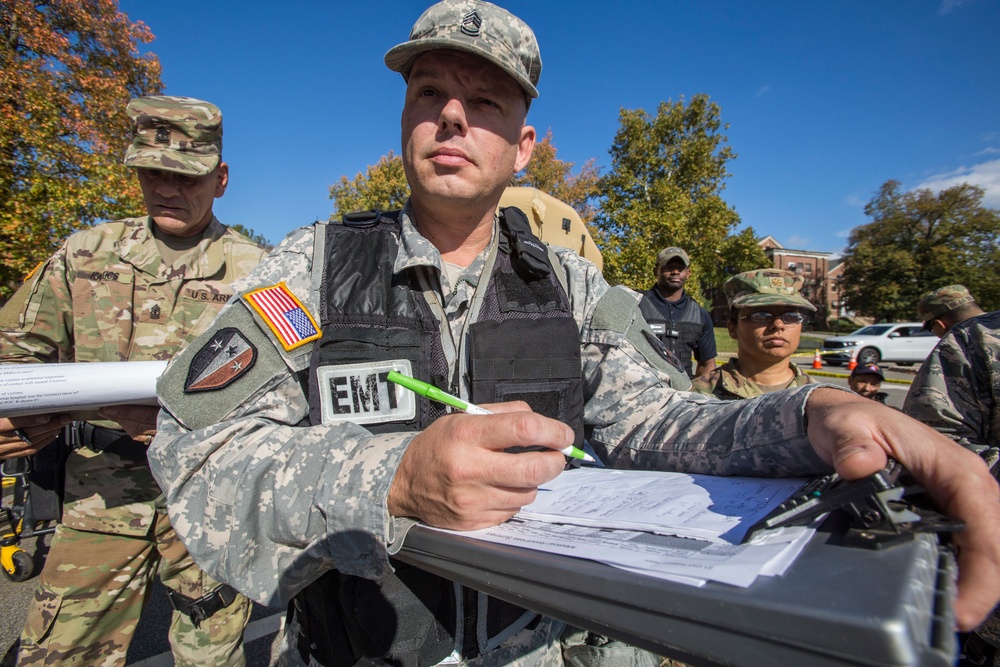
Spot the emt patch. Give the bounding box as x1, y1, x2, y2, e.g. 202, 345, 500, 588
317, 360, 417, 426
244, 282, 322, 351
184, 328, 257, 393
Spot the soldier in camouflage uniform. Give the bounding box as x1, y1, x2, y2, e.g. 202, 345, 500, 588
904, 304, 1000, 666
691, 269, 817, 400
916, 284, 986, 339
146, 2, 1000, 665
0, 96, 265, 666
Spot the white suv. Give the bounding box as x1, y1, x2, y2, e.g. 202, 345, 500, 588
821, 323, 938, 367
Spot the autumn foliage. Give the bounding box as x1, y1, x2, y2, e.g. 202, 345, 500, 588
0, 0, 162, 300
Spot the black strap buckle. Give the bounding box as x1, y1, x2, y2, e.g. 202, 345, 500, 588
165, 584, 239, 628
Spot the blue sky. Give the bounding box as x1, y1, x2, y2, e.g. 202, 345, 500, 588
118, 0, 1000, 255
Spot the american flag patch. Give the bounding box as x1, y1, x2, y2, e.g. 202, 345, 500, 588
244, 282, 322, 351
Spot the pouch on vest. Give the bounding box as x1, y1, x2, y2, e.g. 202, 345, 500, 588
294, 563, 456, 667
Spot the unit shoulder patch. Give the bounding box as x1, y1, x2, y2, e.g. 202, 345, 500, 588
184, 327, 257, 393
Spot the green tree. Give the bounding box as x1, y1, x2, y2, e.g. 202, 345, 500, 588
594, 95, 767, 300
0, 0, 163, 300
512, 130, 600, 225
840, 180, 1000, 321
228, 224, 274, 252
329, 151, 409, 218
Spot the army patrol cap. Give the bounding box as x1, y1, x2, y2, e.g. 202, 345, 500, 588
917, 284, 976, 326
123, 96, 223, 176
385, 0, 542, 99
724, 269, 817, 311
656, 247, 690, 268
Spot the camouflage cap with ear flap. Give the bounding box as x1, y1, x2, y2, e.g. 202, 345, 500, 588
724, 269, 817, 311
384, 0, 542, 99
916, 284, 976, 324
123, 96, 223, 176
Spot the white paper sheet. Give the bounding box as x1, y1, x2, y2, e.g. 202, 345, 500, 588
439, 467, 816, 588
0, 361, 166, 418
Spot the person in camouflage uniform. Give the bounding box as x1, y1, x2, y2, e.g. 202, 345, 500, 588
916, 284, 986, 339
0, 96, 265, 666
691, 269, 817, 400
904, 304, 1000, 666
146, 2, 1000, 666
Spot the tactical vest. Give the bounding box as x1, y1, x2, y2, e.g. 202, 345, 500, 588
293, 207, 584, 667
638, 292, 705, 376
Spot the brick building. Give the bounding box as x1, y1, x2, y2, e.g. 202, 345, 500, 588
708, 237, 834, 328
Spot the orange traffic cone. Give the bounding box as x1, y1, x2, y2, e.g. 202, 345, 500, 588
847, 348, 858, 371
812, 348, 823, 370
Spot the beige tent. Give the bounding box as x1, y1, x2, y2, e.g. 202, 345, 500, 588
498, 187, 603, 273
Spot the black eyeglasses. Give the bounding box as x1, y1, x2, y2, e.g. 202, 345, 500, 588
739, 311, 806, 326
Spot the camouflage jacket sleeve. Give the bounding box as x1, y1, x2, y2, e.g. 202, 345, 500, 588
903, 311, 1000, 451
150, 224, 414, 606
551, 247, 831, 476
0, 243, 75, 363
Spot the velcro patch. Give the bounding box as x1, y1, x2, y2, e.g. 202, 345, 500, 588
244, 282, 322, 351
184, 327, 257, 393
317, 360, 416, 426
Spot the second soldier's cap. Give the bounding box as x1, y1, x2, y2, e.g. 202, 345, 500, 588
123, 96, 223, 176
917, 284, 976, 327
851, 363, 885, 380
656, 247, 690, 268
724, 269, 817, 311
384, 0, 542, 99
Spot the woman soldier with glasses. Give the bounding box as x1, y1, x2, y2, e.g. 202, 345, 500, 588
690, 269, 818, 400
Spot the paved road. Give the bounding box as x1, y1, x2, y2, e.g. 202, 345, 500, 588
2, 360, 917, 664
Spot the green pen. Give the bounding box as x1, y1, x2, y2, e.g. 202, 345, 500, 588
386, 371, 595, 463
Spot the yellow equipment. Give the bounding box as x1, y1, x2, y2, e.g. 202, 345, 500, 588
499, 187, 603, 273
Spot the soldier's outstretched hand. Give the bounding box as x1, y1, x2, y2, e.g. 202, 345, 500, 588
388, 401, 572, 531
804, 387, 1000, 631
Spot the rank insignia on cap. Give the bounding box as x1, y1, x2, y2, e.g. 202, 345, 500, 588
154, 124, 170, 144
244, 282, 322, 351
184, 327, 257, 393
461, 9, 482, 36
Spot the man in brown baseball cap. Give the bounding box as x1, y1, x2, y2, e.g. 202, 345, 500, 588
917, 284, 985, 337
638, 246, 717, 377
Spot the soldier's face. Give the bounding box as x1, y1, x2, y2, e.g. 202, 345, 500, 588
401, 50, 535, 216
136, 163, 228, 237
849, 374, 882, 399
728, 306, 803, 365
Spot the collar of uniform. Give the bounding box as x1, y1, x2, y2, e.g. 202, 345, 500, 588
396, 202, 445, 276
719, 357, 803, 397
717, 358, 763, 398
116, 215, 227, 278
395, 201, 495, 292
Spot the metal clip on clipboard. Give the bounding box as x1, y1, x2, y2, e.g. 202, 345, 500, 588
744, 460, 965, 548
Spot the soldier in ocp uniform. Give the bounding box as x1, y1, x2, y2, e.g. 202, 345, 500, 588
147, 2, 1000, 666
691, 269, 818, 400
0, 96, 264, 666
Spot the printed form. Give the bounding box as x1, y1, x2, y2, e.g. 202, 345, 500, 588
0, 361, 165, 418
440, 468, 817, 587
